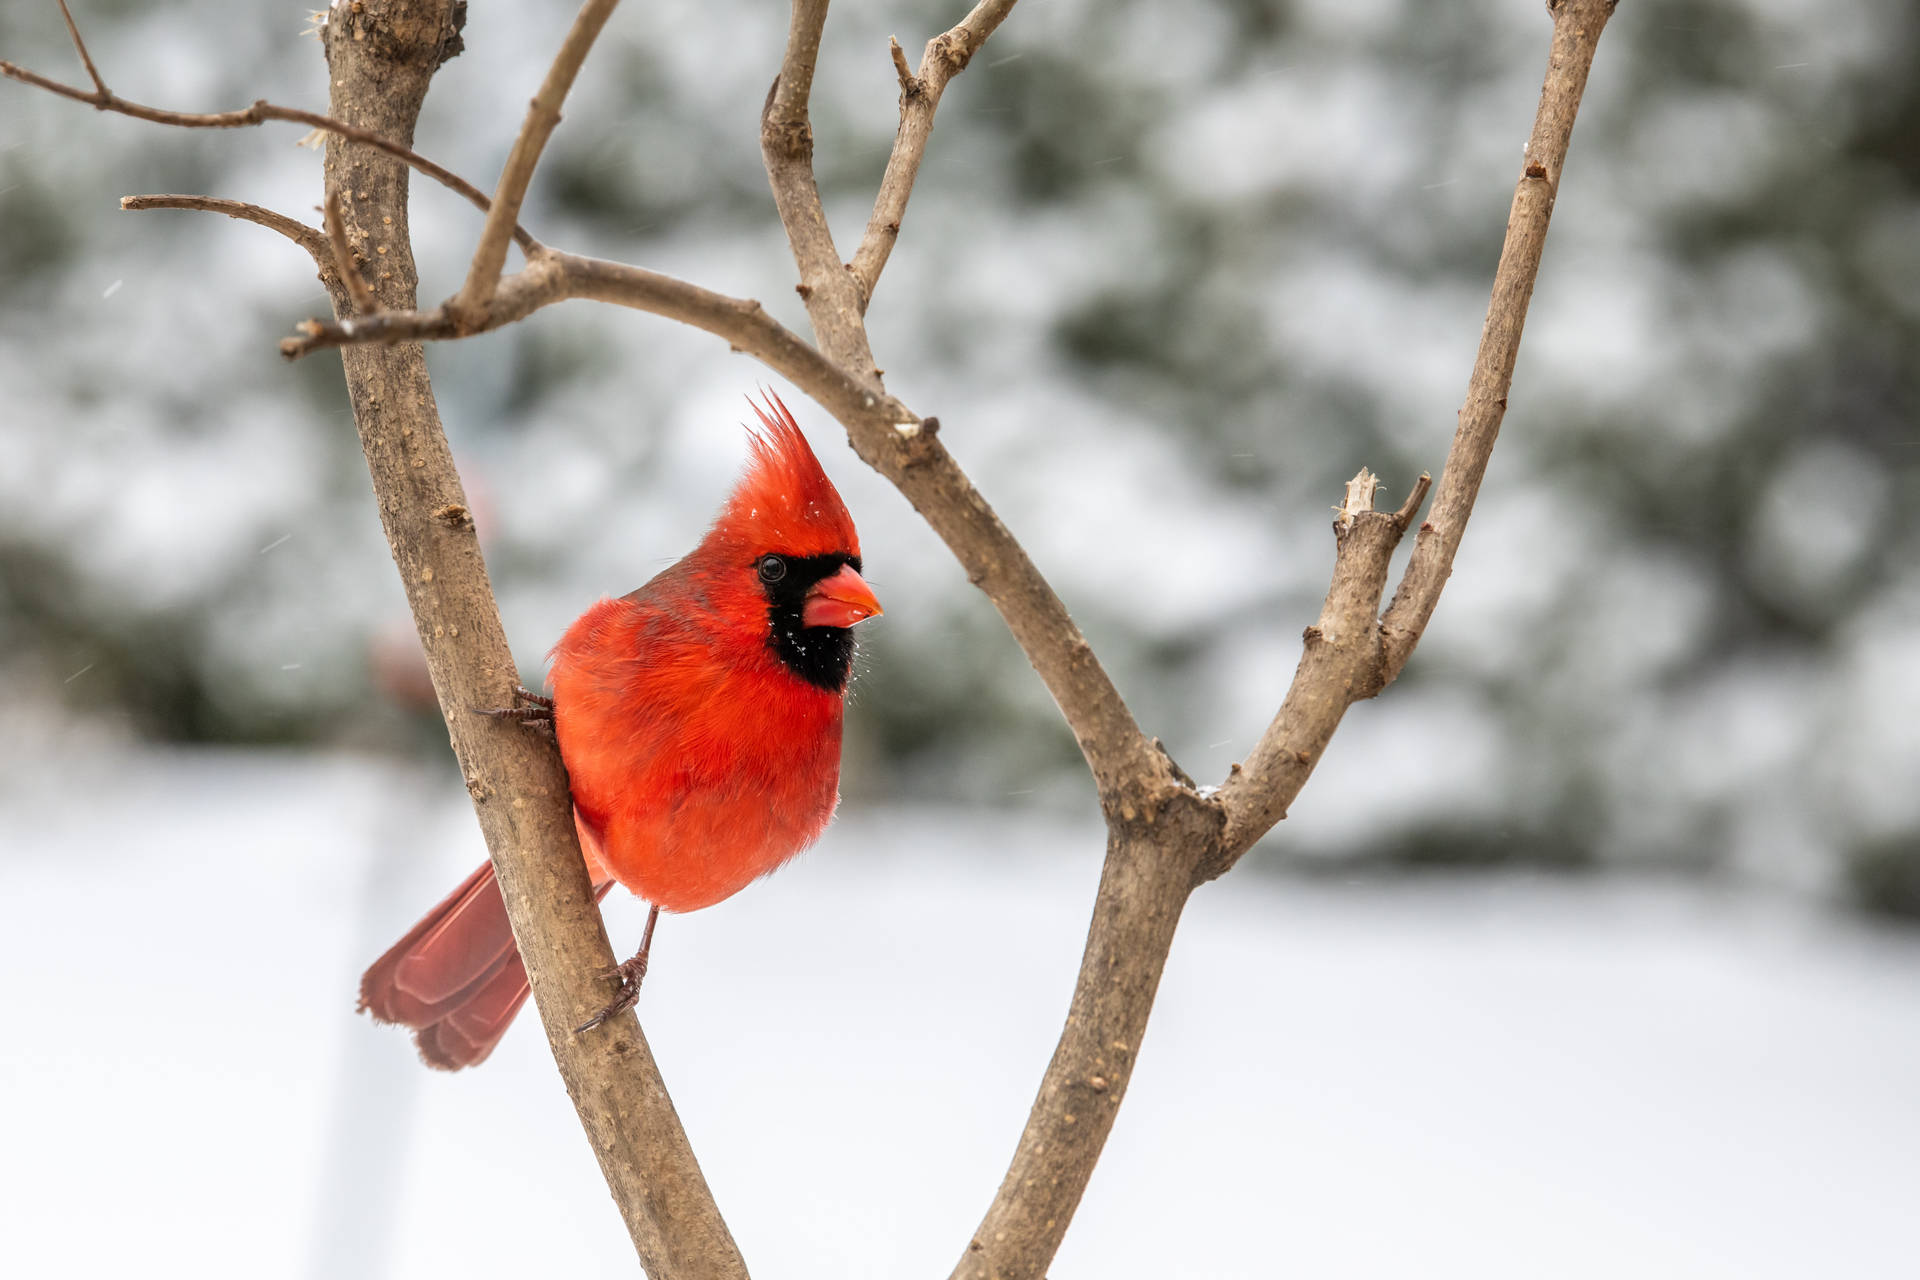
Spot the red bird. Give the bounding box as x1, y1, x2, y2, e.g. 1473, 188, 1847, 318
359, 393, 881, 1068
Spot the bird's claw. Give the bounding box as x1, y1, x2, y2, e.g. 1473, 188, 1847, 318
478, 683, 555, 723
574, 952, 649, 1034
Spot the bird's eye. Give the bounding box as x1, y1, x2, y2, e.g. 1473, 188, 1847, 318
756, 554, 788, 584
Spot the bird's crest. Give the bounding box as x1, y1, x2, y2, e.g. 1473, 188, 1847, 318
713, 392, 861, 559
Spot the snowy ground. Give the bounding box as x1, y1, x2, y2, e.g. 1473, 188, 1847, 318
4, 746, 1917, 1278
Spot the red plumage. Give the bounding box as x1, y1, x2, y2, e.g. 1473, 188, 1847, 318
359, 393, 880, 1068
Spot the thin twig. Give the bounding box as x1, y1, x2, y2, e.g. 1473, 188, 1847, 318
850, 0, 1019, 310
1212, 0, 1617, 866
889, 37, 916, 93
765, 0, 829, 139
450, 0, 621, 327
120, 194, 328, 266
761, 0, 882, 384
1393, 472, 1435, 528
54, 0, 107, 96
1376, 0, 1615, 681
0, 60, 540, 253
324, 189, 379, 315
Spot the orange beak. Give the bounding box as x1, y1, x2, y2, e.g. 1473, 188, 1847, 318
802, 563, 883, 629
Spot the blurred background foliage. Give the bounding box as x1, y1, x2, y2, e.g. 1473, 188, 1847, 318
2, 0, 1915, 915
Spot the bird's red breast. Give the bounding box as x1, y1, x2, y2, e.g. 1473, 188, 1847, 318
548, 392, 880, 912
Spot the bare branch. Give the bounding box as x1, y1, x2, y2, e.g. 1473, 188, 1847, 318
307, 2, 744, 1272
761, 0, 881, 383
1393, 471, 1435, 528
950, 793, 1215, 1280
754, 0, 1158, 811
749, 4, 1164, 809
1211, 470, 1426, 859
278, 251, 761, 362
766, 0, 829, 127
889, 36, 915, 93
120, 193, 327, 266
1378, 0, 1616, 681
851, 0, 1019, 309
449, 0, 621, 328
324, 189, 379, 315
0, 60, 539, 254
54, 0, 107, 96
1212, 0, 1617, 868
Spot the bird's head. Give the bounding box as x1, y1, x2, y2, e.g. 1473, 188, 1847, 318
704, 392, 881, 691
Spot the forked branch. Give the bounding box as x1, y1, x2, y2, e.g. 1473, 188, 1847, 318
1213, 0, 1618, 864
958, 4, 1616, 1266
850, 0, 1019, 307
761, 0, 879, 381
449, 0, 621, 326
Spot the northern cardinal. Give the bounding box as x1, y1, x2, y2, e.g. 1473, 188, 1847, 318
359, 393, 882, 1068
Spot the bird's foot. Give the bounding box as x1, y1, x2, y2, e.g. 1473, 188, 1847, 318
478, 684, 554, 724
575, 951, 648, 1033
575, 906, 658, 1035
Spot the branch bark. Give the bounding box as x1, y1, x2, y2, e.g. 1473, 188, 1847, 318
1213, 0, 1617, 866
850, 0, 1018, 308
448, 0, 619, 327
1377, 0, 1615, 677
311, 2, 743, 1275
761, 0, 881, 383
324, 188, 379, 315
119, 193, 328, 265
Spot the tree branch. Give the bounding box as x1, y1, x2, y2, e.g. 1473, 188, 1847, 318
308, 2, 744, 1274
448, 0, 620, 328
119, 193, 328, 266
948, 790, 1215, 1280
1213, 0, 1616, 867
761, 0, 881, 382
1377, 0, 1616, 679
324, 189, 379, 315
955, 8, 1620, 1259
1211, 470, 1428, 860
53, 0, 106, 96
850, 0, 1018, 309
753, 2, 1164, 804
0, 54, 540, 254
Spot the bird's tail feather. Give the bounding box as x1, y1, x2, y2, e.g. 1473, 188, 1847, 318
359, 859, 612, 1070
